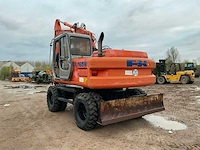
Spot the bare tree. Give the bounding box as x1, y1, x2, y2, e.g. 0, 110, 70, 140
193, 57, 200, 65
166, 47, 180, 63
182, 59, 190, 63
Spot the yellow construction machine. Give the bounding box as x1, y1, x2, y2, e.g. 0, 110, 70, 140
155, 60, 195, 84
11, 69, 30, 82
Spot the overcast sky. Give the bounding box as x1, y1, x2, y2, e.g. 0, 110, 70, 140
0, 0, 200, 62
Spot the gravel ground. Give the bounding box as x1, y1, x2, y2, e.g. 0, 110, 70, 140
0, 79, 200, 150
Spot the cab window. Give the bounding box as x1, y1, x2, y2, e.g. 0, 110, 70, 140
70, 37, 91, 56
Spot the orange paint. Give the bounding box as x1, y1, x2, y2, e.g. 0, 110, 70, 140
53, 49, 156, 89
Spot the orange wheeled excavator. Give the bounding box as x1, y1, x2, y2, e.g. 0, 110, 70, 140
47, 19, 165, 130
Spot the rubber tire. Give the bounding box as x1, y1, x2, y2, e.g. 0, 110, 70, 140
132, 88, 147, 96
59, 90, 67, 111
180, 76, 189, 84
47, 86, 67, 112
157, 76, 165, 84
74, 92, 101, 130
137, 89, 147, 96
60, 102, 67, 111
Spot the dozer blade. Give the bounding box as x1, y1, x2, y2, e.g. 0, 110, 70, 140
99, 93, 164, 125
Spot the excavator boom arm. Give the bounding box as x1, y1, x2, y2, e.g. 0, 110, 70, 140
54, 19, 96, 49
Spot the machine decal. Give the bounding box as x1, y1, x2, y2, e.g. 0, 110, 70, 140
73, 62, 87, 67
127, 60, 147, 67
125, 69, 139, 76
78, 62, 87, 67
125, 70, 133, 75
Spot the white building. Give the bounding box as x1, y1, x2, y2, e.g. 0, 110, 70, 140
0, 61, 20, 70
20, 62, 34, 73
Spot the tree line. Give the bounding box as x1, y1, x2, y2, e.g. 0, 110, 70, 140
166, 47, 200, 65
163, 47, 200, 74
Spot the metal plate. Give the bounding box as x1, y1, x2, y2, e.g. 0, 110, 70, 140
99, 93, 164, 125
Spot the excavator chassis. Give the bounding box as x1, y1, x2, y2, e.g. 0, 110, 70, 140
47, 85, 164, 130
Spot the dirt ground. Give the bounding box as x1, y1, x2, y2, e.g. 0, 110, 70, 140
0, 79, 200, 150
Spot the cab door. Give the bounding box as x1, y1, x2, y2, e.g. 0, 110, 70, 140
58, 35, 72, 80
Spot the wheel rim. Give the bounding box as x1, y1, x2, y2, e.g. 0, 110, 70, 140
78, 103, 87, 121
158, 77, 164, 84
159, 78, 164, 82
181, 76, 187, 84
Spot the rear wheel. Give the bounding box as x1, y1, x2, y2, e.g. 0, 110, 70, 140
47, 86, 67, 112
157, 76, 166, 84
60, 102, 67, 111
180, 76, 189, 84
74, 92, 101, 130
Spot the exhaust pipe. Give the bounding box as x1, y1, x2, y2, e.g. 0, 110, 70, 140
98, 32, 104, 57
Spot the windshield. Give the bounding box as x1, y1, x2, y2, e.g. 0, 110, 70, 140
185, 63, 194, 68
70, 37, 91, 56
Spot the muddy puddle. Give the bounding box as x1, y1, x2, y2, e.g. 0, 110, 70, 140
196, 87, 200, 91
143, 115, 187, 131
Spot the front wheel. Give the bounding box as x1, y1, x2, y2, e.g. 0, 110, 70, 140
180, 76, 189, 84
47, 86, 67, 112
74, 92, 101, 130
157, 76, 166, 84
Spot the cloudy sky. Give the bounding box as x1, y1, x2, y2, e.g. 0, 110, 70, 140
0, 0, 200, 62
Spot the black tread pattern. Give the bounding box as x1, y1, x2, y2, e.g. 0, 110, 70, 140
127, 88, 147, 98
138, 89, 147, 96
59, 90, 67, 111
60, 102, 67, 111
47, 86, 67, 112
74, 92, 102, 130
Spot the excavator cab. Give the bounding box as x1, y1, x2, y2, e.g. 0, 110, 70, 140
167, 63, 182, 75
52, 33, 92, 79
184, 63, 200, 77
